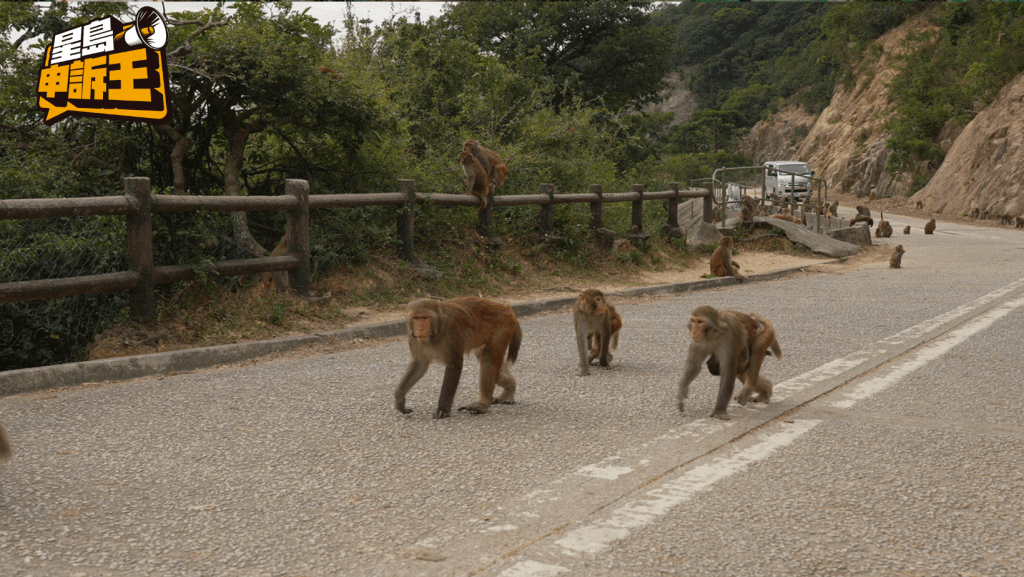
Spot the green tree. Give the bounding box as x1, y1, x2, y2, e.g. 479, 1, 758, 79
440, 1, 676, 112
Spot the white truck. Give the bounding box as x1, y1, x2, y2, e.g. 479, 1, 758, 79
764, 160, 814, 201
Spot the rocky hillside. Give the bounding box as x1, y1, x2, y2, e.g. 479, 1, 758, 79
911, 71, 1024, 219
644, 71, 699, 126
740, 15, 1024, 221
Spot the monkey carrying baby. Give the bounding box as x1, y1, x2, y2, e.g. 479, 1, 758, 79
676, 305, 781, 420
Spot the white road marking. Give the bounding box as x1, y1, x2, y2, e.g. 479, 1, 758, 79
499, 560, 568, 577
830, 295, 1024, 408
492, 277, 1024, 576
575, 464, 633, 480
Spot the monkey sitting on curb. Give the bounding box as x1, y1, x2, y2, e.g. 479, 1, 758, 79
708, 237, 747, 282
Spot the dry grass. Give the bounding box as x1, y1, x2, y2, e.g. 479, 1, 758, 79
87, 228, 850, 362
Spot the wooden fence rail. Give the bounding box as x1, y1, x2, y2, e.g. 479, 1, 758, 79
0, 177, 711, 321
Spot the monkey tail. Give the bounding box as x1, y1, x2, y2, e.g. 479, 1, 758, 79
506, 323, 522, 365
770, 339, 782, 360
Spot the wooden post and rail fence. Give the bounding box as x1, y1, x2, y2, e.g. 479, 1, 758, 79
0, 178, 713, 321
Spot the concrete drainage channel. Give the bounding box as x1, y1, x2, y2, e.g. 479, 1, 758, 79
0, 260, 838, 398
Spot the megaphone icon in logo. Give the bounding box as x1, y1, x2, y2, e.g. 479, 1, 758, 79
115, 6, 167, 50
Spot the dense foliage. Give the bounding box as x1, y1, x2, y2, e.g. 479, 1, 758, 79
883, 3, 1024, 188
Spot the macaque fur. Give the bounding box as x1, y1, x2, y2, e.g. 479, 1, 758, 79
395, 297, 521, 419
677, 306, 780, 420
572, 289, 622, 376
261, 230, 290, 292
875, 212, 893, 238
0, 420, 11, 460
710, 236, 747, 281
890, 245, 905, 269
459, 150, 490, 212
705, 312, 781, 406
463, 139, 509, 193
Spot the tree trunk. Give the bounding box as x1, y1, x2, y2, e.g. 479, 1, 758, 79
156, 124, 192, 195
222, 116, 268, 257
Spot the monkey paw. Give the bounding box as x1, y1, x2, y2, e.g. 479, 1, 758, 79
710, 411, 731, 421
433, 409, 450, 419
492, 396, 515, 405
457, 402, 489, 415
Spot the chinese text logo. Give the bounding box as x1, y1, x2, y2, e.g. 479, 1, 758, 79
37, 6, 172, 125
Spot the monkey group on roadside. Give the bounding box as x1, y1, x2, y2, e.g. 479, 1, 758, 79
393, 284, 782, 421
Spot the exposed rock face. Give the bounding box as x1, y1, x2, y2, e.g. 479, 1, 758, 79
720, 13, 1024, 221
644, 72, 699, 125
740, 19, 930, 200
909, 70, 1024, 219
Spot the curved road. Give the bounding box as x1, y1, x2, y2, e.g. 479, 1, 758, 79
2, 212, 1023, 576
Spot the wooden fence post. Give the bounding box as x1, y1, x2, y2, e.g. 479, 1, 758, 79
628, 184, 651, 244
478, 186, 494, 239
397, 179, 416, 261
590, 184, 615, 249
540, 183, 555, 234
666, 182, 680, 230
630, 184, 644, 233
661, 182, 684, 239
589, 184, 603, 229
285, 179, 310, 296
125, 177, 154, 321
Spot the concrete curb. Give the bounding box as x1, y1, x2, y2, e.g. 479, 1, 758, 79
0, 260, 836, 398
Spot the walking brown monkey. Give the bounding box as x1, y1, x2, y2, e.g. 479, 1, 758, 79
677, 306, 778, 420
573, 289, 622, 376
460, 150, 490, 212
709, 237, 747, 281
394, 297, 521, 419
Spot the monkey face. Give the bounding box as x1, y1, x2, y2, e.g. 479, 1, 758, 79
576, 291, 607, 317
410, 314, 433, 340
689, 316, 707, 341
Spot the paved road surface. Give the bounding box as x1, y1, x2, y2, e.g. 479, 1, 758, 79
2, 212, 1023, 576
